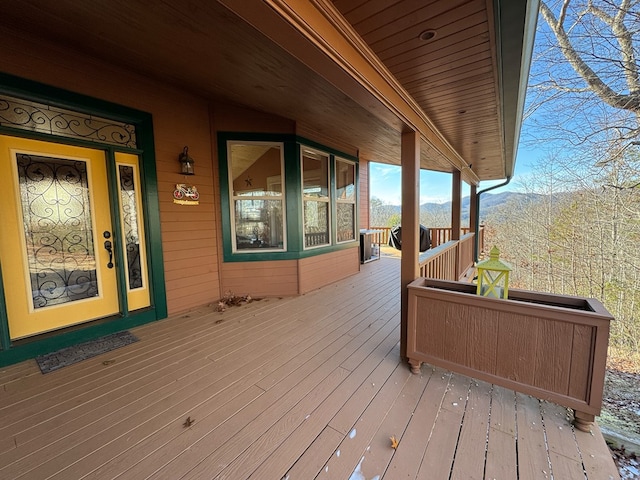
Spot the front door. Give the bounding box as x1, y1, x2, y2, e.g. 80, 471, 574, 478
0, 136, 120, 339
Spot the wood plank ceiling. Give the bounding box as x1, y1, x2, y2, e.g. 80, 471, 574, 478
0, 0, 514, 181
331, 0, 504, 180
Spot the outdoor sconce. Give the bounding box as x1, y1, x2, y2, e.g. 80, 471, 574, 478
476, 246, 512, 299
178, 146, 195, 175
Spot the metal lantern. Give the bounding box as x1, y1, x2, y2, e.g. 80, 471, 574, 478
476, 246, 512, 299
178, 146, 195, 175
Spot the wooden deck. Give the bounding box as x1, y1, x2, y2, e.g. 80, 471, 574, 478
0, 258, 619, 479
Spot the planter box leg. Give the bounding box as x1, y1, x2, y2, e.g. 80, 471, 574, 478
409, 358, 422, 374
573, 410, 594, 432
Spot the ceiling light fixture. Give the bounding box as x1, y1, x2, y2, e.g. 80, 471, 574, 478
418, 29, 437, 42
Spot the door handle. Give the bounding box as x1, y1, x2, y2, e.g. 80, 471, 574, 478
104, 240, 114, 269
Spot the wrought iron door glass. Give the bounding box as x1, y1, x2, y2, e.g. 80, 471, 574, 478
17, 153, 98, 308
118, 165, 143, 289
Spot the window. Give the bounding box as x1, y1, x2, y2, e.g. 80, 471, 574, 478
228, 142, 286, 252
336, 158, 356, 242
301, 149, 330, 248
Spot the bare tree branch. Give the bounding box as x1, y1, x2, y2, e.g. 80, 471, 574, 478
540, 0, 640, 112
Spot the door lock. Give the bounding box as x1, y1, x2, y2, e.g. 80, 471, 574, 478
103, 231, 114, 269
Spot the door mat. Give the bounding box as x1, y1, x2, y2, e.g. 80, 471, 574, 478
35, 331, 139, 374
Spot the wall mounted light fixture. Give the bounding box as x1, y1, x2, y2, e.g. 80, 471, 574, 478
178, 146, 195, 175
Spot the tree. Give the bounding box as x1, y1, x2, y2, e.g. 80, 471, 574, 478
527, 0, 640, 162
485, 147, 640, 353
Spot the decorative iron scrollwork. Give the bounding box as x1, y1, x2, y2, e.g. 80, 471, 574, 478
17, 153, 99, 308
119, 165, 143, 289
0, 94, 137, 148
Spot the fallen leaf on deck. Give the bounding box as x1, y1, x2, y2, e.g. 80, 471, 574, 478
102, 360, 116, 366
183, 416, 195, 427
390, 435, 399, 449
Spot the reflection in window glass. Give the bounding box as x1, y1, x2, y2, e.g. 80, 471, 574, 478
302, 149, 330, 248
336, 159, 355, 201
336, 159, 356, 242
229, 142, 285, 251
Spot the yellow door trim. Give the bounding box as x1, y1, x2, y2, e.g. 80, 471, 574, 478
0, 136, 119, 339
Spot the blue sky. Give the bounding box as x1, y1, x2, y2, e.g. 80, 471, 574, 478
369, 145, 538, 205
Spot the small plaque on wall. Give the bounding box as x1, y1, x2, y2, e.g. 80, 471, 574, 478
173, 183, 200, 205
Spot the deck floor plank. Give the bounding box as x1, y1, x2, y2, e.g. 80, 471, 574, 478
516, 392, 553, 480
575, 421, 621, 480
416, 373, 471, 479
450, 380, 493, 480
0, 258, 619, 479
181, 324, 402, 479
485, 385, 518, 479
353, 366, 434, 479
384, 368, 452, 478
86, 278, 400, 479
316, 350, 410, 480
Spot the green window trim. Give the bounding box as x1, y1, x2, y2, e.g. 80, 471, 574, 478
218, 132, 358, 262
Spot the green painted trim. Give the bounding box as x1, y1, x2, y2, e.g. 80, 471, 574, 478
227, 240, 358, 262
136, 116, 167, 319
285, 142, 303, 252
329, 155, 337, 244
217, 137, 233, 259
0, 72, 149, 122
296, 135, 358, 162
106, 149, 130, 316
0, 72, 167, 366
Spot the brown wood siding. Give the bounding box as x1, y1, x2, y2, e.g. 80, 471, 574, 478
0, 28, 221, 315
359, 159, 369, 229
298, 247, 360, 294
220, 260, 299, 297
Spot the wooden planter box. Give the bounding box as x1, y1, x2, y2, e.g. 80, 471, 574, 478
407, 278, 613, 430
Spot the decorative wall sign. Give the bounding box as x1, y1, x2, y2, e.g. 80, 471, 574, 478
173, 183, 200, 205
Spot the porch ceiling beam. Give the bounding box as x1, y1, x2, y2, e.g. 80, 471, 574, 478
218, 0, 479, 185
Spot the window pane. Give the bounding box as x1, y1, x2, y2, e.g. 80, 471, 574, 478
230, 144, 282, 196
17, 153, 98, 308
234, 199, 284, 250
302, 150, 329, 198
304, 200, 329, 247
336, 160, 355, 201
119, 165, 143, 290
337, 203, 355, 242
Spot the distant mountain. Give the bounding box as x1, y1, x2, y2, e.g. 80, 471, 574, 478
370, 192, 542, 226
420, 191, 542, 223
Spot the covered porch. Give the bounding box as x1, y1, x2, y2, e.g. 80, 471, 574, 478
0, 258, 618, 479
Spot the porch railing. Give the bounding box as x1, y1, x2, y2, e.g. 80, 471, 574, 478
418, 232, 476, 281
371, 225, 485, 252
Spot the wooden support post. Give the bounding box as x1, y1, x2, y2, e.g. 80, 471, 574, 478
469, 184, 479, 262
469, 184, 477, 234
400, 131, 420, 361
451, 170, 461, 241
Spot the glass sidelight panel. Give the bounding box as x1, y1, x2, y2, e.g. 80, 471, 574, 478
116, 152, 150, 311
17, 153, 98, 308
118, 165, 143, 289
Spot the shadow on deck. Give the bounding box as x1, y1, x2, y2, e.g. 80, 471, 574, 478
0, 258, 619, 479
